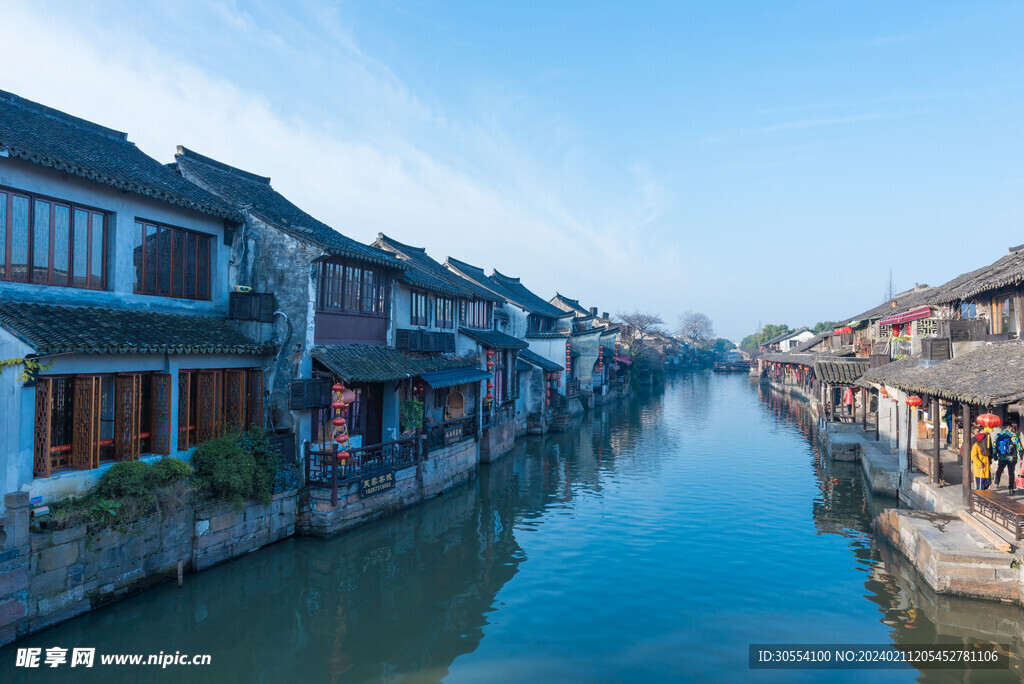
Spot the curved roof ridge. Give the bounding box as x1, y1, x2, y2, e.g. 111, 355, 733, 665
176, 145, 271, 184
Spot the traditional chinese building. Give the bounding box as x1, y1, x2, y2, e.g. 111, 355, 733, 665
0, 91, 269, 502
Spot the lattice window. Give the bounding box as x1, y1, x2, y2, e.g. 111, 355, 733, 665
246, 369, 264, 428
916, 318, 938, 338
879, 323, 892, 338
225, 369, 246, 430
151, 374, 172, 454
114, 374, 142, 461
33, 379, 52, 478
178, 371, 194, 450
196, 370, 223, 442
72, 376, 101, 469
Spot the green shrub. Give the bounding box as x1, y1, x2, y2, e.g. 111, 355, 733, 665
96, 461, 154, 500
191, 430, 278, 507
151, 457, 193, 486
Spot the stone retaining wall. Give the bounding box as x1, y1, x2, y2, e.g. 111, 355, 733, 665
0, 489, 298, 646
300, 438, 478, 538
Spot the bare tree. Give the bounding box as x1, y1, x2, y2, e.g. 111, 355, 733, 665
883, 267, 895, 304
615, 311, 665, 359
677, 311, 715, 346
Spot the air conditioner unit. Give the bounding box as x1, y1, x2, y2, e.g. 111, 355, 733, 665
229, 291, 275, 323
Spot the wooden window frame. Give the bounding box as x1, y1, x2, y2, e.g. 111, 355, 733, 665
33, 371, 168, 477
435, 296, 454, 329
0, 185, 107, 289
133, 218, 211, 300
316, 259, 388, 316
411, 290, 429, 326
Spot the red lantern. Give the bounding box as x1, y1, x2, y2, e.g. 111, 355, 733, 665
332, 417, 346, 427
977, 413, 1002, 429
545, 399, 550, 406
905, 396, 923, 407
340, 388, 356, 405
880, 388, 889, 398
332, 383, 344, 392
334, 433, 346, 443
487, 349, 494, 357
331, 400, 345, 410
339, 451, 350, 460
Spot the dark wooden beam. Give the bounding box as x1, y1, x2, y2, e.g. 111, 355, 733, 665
963, 404, 972, 505
932, 396, 940, 486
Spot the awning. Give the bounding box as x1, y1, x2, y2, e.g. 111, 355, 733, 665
615, 355, 632, 365
420, 367, 491, 389
878, 305, 932, 326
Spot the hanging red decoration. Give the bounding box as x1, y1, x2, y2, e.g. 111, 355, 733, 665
332, 383, 344, 392
977, 413, 1002, 429
905, 396, 923, 407
334, 433, 347, 444
332, 417, 345, 427
331, 400, 345, 410
487, 349, 494, 357
340, 388, 356, 405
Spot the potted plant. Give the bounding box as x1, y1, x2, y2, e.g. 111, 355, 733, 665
400, 398, 424, 436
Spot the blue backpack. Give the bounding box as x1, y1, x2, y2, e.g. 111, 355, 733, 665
995, 433, 1014, 458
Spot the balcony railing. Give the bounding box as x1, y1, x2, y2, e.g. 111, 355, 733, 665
426, 414, 478, 449
306, 435, 421, 505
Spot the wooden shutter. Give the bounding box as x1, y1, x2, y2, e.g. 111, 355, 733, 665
114, 374, 142, 461
197, 370, 221, 442
178, 372, 192, 450
225, 369, 246, 430
151, 374, 172, 454
33, 378, 52, 478
71, 376, 101, 469
289, 380, 307, 410
247, 369, 264, 428
395, 329, 411, 350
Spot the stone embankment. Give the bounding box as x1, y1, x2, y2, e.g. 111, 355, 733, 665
0, 489, 297, 645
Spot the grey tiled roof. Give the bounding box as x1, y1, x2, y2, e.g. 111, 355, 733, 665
445, 258, 571, 318
0, 91, 241, 221
0, 302, 267, 356
458, 327, 527, 350
518, 348, 563, 372
311, 345, 472, 383
550, 293, 589, 316
864, 342, 1024, 406
813, 359, 869, 387
174, 147, 403, 269
374, 234, 500, 300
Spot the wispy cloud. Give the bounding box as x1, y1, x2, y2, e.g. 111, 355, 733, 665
0, 0, 697, 321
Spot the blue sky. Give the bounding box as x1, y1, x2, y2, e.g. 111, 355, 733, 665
2, 1, 1021, 340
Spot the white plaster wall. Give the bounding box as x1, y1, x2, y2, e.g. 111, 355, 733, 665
0, 158, 230, 315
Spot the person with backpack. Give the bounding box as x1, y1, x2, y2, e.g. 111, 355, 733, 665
993, 422, 1022, 493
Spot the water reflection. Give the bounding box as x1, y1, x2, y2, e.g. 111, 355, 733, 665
3, 375, 1023, 683
759, 380, 1024, 683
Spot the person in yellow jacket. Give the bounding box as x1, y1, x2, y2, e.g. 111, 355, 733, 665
971, 432, 992, 490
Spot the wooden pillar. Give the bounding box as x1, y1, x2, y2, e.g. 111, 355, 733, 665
931, 396, 940, 485
875, 390, 880, 441
861, 388, 867, 430
895, 398, 900, 456
963, 404, 972, 505
906, 400, 913, 459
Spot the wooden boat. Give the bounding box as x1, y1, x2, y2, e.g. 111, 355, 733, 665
713, 360, 751, 373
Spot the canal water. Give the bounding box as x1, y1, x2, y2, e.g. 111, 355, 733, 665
4, 373, 1024, 683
